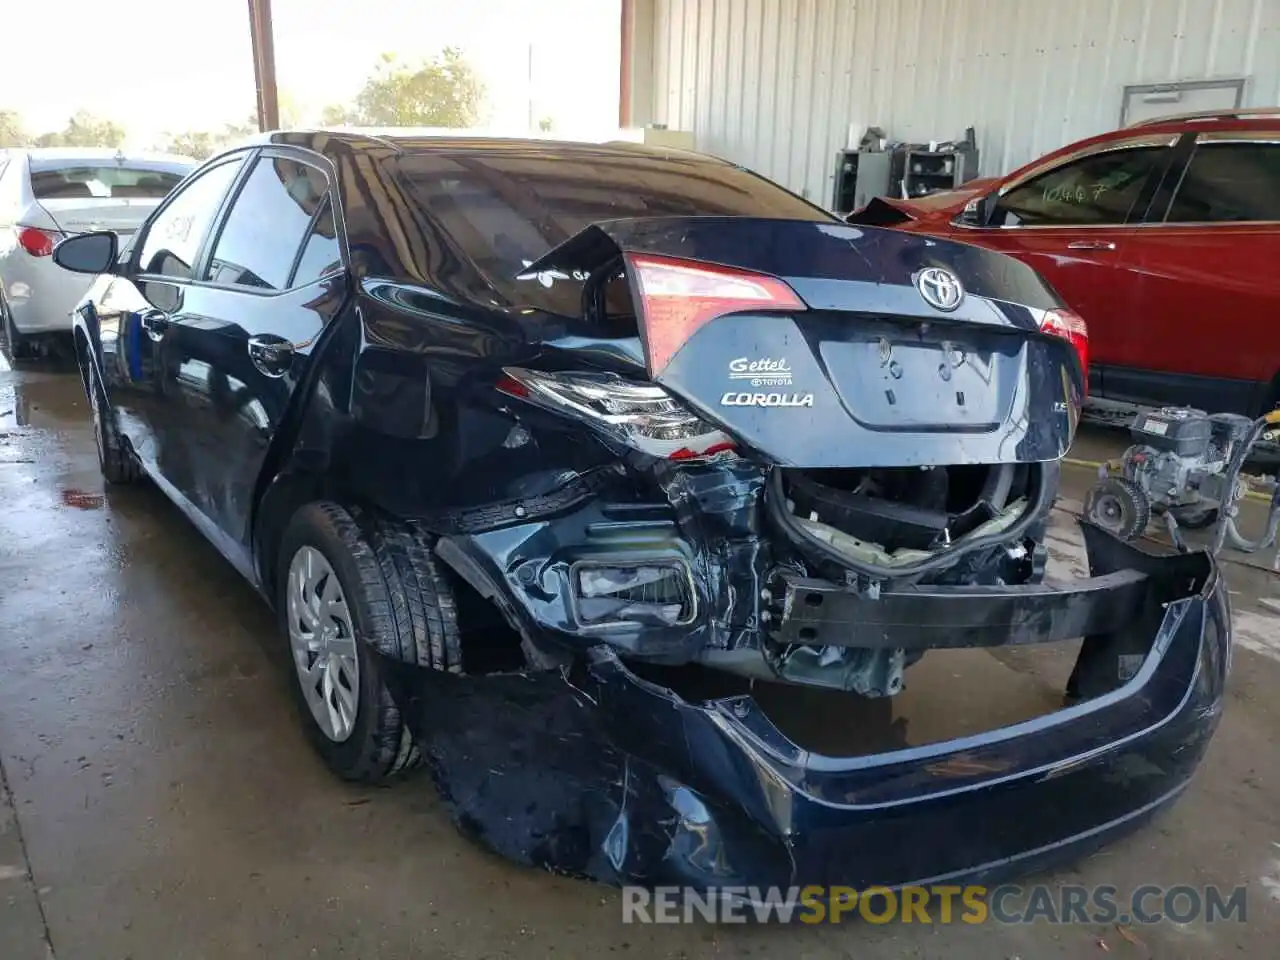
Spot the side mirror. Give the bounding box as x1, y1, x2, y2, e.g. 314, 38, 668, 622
52, 231, 118, 275
957, 192, 999, 228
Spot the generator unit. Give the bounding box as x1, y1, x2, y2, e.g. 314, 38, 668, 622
1085, 407, 1255, 541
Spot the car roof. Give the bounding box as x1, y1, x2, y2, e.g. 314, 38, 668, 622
252, 128, 731, 166
8, 147, 198, 165
1126, 107, 1280, 128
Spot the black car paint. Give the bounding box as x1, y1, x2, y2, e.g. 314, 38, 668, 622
525, 217, 1083, 467
379, 527, 1228, 891
67, 132, 1228, 891
74, 133, 1083, 596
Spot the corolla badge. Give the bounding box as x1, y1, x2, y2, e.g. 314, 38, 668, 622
916, 267, 965, 312
720, 392, 814, 407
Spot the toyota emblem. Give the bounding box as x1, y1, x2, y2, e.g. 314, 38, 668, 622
916, 267, 964, 312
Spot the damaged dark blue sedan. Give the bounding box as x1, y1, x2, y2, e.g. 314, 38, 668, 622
52, 132, 1229, 891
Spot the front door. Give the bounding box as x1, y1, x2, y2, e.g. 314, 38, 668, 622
100, 156, 248, 468
146, 151, 344, 562
955, 138, 1178, 396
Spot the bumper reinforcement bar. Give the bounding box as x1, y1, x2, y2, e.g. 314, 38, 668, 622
774, 568, 1150, 649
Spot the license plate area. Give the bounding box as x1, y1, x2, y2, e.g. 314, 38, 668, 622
819, 332, 1015, 430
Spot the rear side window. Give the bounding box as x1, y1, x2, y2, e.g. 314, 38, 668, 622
994, 147, 1163, 226
388, 150, 828, 314
1165, 142, 1280, 223
289, 200, 342, 286
204, 156, 329, 291
137, 158, 244, 279
29, 163, 188, 199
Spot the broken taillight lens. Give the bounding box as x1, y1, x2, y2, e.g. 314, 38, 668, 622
626, 252, 806, 375
1039, 307, 1089, 388
497, 367, 736, 461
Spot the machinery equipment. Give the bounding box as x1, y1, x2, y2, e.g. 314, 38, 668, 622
1085, 406, 1280, 561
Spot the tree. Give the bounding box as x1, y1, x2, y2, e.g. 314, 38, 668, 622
34, 111, 125, 148
320, 102, 354, 127
537, 116, 554, 133
338, 48, 484, 128
161, 115, 257, 160
0, 110, 29, 147
162, 131, 218, 160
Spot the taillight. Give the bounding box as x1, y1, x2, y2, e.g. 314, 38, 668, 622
17, 226, 61, 258
1039, 307, 1089, 387
497, 368, 736, 461
626, 253, 806, 375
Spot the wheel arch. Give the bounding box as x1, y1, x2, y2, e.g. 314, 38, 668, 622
71, 325, 94, 399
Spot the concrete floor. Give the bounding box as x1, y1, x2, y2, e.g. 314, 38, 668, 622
2, 350, 1279, 959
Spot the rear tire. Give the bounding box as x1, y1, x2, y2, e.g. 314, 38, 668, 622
276, 502, 462, 783
1169, 504, 1219, 530
1, 295, 34, 361
86, 360, 140, 484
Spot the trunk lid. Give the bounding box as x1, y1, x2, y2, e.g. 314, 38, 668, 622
521, 217, 1084, 468
37, 198, 162, 237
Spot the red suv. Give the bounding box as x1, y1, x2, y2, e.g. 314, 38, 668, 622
850, 109, 1280, 418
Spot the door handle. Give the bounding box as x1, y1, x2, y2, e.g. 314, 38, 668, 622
247, 334, 294, 378
1066, 240, 1117, 251
139, 310, 169, 342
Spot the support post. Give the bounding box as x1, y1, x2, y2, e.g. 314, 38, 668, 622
248, 0, 280, 132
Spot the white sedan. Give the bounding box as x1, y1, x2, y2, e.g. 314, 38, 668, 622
0, 148, 195, 358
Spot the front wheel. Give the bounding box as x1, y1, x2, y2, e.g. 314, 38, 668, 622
276, 503, 463, 783
86, 360, 140, 484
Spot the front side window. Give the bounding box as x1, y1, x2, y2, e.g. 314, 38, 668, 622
137, 158, 244, 279
993, 147, 1164, 227
1165, 142, 1280, 223
204, 156, 329, 291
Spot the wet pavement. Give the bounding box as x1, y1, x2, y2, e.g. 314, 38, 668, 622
2, 347, 1280, 959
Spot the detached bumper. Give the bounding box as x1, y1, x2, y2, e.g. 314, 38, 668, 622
381, 531, 1229, 890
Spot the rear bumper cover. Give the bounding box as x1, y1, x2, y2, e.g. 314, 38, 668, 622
380, 532, 1229, 890
5, 254, 92, 334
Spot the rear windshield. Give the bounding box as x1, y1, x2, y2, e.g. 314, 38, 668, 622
389, 149, 832, 315
29, 162, 190, 200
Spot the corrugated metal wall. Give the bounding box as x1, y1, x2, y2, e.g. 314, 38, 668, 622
645, 0, 1280, 202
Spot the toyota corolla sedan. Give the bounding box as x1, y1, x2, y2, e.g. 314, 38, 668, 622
0, 148, 195, 358
52, 132, 1229, 891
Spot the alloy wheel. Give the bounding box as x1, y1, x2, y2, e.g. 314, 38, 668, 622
287, 545, 360, 742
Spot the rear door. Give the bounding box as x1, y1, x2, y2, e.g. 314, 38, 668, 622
951, 133, 1180, 395
1114, 129, 1280, 414
147, 149, 344, 554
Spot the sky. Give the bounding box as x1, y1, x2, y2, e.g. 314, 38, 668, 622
1, 0, 622, 146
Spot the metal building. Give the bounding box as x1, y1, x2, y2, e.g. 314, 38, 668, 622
622, 0, 1280, 203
